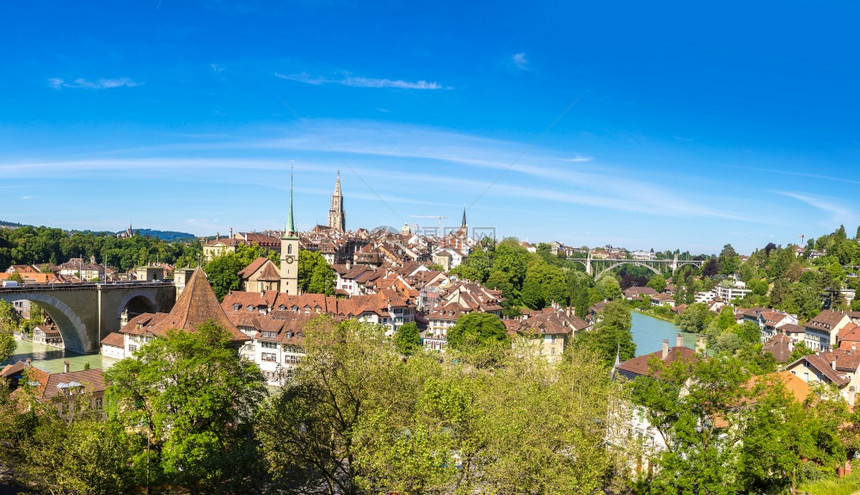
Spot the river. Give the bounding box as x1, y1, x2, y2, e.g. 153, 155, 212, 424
630, 310, 698, 355
1, 338, 118, 374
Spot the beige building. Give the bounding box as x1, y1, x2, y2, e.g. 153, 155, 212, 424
238, 257, 281, 293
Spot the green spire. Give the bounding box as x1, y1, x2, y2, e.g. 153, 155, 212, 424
284, 163, 297, 239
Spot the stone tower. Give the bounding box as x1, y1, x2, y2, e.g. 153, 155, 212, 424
328, 171, 346, 232
280, 166, 300, 295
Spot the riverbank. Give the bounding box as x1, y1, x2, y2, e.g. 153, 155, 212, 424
1, 337, 117, 373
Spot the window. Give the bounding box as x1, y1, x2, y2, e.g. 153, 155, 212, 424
95, 397, 103, 410
129, 344, 138, 353
261, 342, 277, 349
287, 244, 293, 255
803, 372, 809, 383
262, 353, 277, 362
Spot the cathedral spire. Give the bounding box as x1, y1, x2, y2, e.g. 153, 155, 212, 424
328, 170, 346, 231
461, 207, 467, 230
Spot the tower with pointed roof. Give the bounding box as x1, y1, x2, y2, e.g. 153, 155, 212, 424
460, 207, 467, 231
328, 171, 346, 232
281, 165, 300, 295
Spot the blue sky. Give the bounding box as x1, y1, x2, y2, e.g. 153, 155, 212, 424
2, 1, 859, 255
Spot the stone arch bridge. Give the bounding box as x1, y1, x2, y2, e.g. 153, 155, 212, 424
568, 253, 706, 279
0, 282, 176, 354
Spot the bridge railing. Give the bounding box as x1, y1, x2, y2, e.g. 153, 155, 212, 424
0, 280, 175, 291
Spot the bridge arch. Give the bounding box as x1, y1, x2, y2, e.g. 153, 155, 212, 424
594, 261, 663, 280
115, 290, 157, 321
0, 292, 90, 354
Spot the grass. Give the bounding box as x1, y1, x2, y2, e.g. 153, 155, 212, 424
798, 469, 860, 495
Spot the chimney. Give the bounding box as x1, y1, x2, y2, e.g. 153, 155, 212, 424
696, 335, 707, 354
662, 339, 669, 359
216, 232, 220, 240
229, 227, 233, 239
832, 358, 837, 371
676, 332, 684, 348
63, 360, 69, 373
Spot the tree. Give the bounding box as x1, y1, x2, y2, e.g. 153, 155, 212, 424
521, 261, 566, 310
298, 249, 335, 295
0, 300, 17, 362
204, 252, 247, 301
574, 300, 634, 367
257, 318, 418, 494
394, 321, 421, 356
7, 271, 23, 284
675, 303, 712, 333
447, 312, 510, 360
718, 244, 740, 276
646, 274, 667, 293
105, 321, 267, 493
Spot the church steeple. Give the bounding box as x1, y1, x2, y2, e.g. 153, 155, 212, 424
284, 164, 297, 240
328, 170, 346, 232
280, 163, 300, 295
461, 207, 467, 230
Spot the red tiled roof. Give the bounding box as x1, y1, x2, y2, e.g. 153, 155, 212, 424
617, 347, 699, 380
100, 332, 125, 348
237, 257, 270, 278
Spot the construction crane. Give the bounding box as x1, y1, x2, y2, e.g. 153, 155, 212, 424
409, 215, 448, 236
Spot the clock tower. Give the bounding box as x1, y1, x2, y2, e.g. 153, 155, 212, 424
280, 165, 300, 295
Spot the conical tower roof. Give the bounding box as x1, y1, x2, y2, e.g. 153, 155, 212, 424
151, 268, 248, 343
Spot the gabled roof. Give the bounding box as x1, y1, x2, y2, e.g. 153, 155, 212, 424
100, 332, 125, 348
616, 346, 699, 380
150, 268, 248, 343
237, 257, 270, 278
786, 354, 850, 387
762, 333, 792, 363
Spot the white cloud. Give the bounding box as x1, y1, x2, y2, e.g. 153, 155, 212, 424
560, 156, 593, 163
275, 72, 447, 90
20, 195, 34, 200
510, 52, 529, 71
48, 77, 140, 90
778, 191, 858, 227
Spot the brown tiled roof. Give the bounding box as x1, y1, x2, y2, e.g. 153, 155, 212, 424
617, 346, 699, 380
119, 313, 168, 336
837, 323, 860, 343
0, 360, 28, 378
762, 333, 792, 363
237, 257, 270, 278
39, 369, 106, 400
781, 323, 805, 334
257, 262, 281, 282
807, 310, 848, 330
150, 268, 249, 343
100, 332, 125, 348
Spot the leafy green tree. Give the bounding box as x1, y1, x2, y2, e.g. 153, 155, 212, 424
298, 249, 335, 295
394, 321, 421, 356
257, 318, 416, 495
203, 251, 247, 301
646, 274, 667, 293
105, 321, 267, 493
718, 244, 740, 276
0, 300, 17, 362
675, 302, 712, 333
521, 261, 566, 310
7, 272, 23, 284
574, 300, 634, 367
789, 341, 816, 362
447, 312, 510, 360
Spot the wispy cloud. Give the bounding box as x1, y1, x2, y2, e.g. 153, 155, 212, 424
560, 156, 593, 163
778, 191, 859, 227
48, 77, 140, 90
275, 72, 447, 90
20, 195, 34, 200
510, 52, 529, 71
